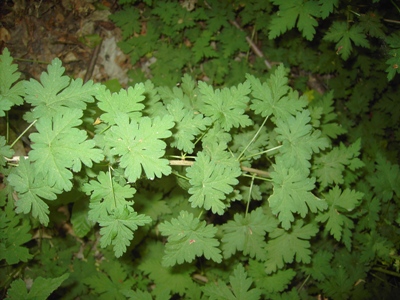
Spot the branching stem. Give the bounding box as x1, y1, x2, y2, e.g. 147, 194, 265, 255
237, 115, 269, 162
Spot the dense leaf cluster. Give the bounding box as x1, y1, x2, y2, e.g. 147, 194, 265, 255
1, 0, 399, 299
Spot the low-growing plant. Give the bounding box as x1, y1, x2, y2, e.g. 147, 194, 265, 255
1, 0, 399, 299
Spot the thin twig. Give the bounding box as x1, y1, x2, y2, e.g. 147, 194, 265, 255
84, 38, 103, 83
169, 160, 270, 177
230, 20, 272, 70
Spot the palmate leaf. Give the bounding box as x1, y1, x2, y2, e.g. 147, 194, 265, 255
167, 98, 212, 153
198, 80, 252, 131
138, 241, 196, 298
0, 207, 33, 264
24, 58, 100, 121
324, 22, 369, 60
221, 207, 278, 260
310, 91, 347, 139
29, 109, 104, 191
105, 113, 174, 182
192, 30, 219, 63
300, 250, 334, 281
98, 206, 151, 257
264, 220, 319, 273
83, 259, 135, 300
275, 110, 329, 173
316, 186, 363, 250
82, 171, 136, 220
314, 139, 364, 189
96, 83, 145, 125
248, 260, 296, 294
186, 151, 241, 215
8, 158, 61, 226
269, 0, 320, 41
367, 153, 400, 202
269, 157, 327, 230
0, 48, 24, 116
247, 65, 307, 122
158, 210, 222, 267
7, 274, 69, 300
202, 264, 261, 300
385, 33, 400, 80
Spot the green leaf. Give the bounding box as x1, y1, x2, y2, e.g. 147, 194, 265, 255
198, 80, 252, 130
104, 113, 174, 182
83, 259, 135, 300
202, 264, 261, 300
98, 206, 151, 257
221, 207, 278, 260
324, 22, 369, 60
269, 0, 320, 41
247, 65, 307, 121
82, 171, 136, 220
138, 241, 196, 298
167, 98, 212, 153
0, 48, 24, 116
367, 153, 400, 202
29, 109, 104, 191
248, 259, 296, 294
71, 199, 95, 238
192, 30, 218, 63
385, 33, 400, 80
310, 91, 347, 139
0, 136, 14, 168
186, 151, 241, 215
315, 186, 363, 250
269, 158, 327, 230
24, 58, 100, 121
158, 210, 222, 267
109, 7, 141, 40
314, 139, 364, 189
0, 209, 32, 264
96, 83, 145, 125
275, 110, 329, 173
319, 0, 339, 19
8, 158, 61, 226
264, 220, 319, 273
300, 250, 334, 281
7, 273, 69, 300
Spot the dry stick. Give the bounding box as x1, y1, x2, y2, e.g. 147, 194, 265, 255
84, 38, 103, 83
169, 160, 270, 178
230, 20, 272, 70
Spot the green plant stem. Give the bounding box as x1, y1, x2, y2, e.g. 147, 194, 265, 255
298, 274, 310, 291
6, 112, 9, 143
241, 145, 282, 161
10, 119, 37, 148
237, 115, 269, 161
372, 267, 400, 278
108, 165, 117, 207
245, 174, 256, 217
391, 0, 400, 13
171, 170, 190, 181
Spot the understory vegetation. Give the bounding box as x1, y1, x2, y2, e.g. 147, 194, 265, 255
1, 0, 400, 299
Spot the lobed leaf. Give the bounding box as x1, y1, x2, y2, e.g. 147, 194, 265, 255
105, 113, 174, 182
0, 48, 24, 116
8, 158, 61, 226
186, 151, 241, 215
99, 206, 151, 257
29, 109, 104, 191
158, 210, 222, 267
